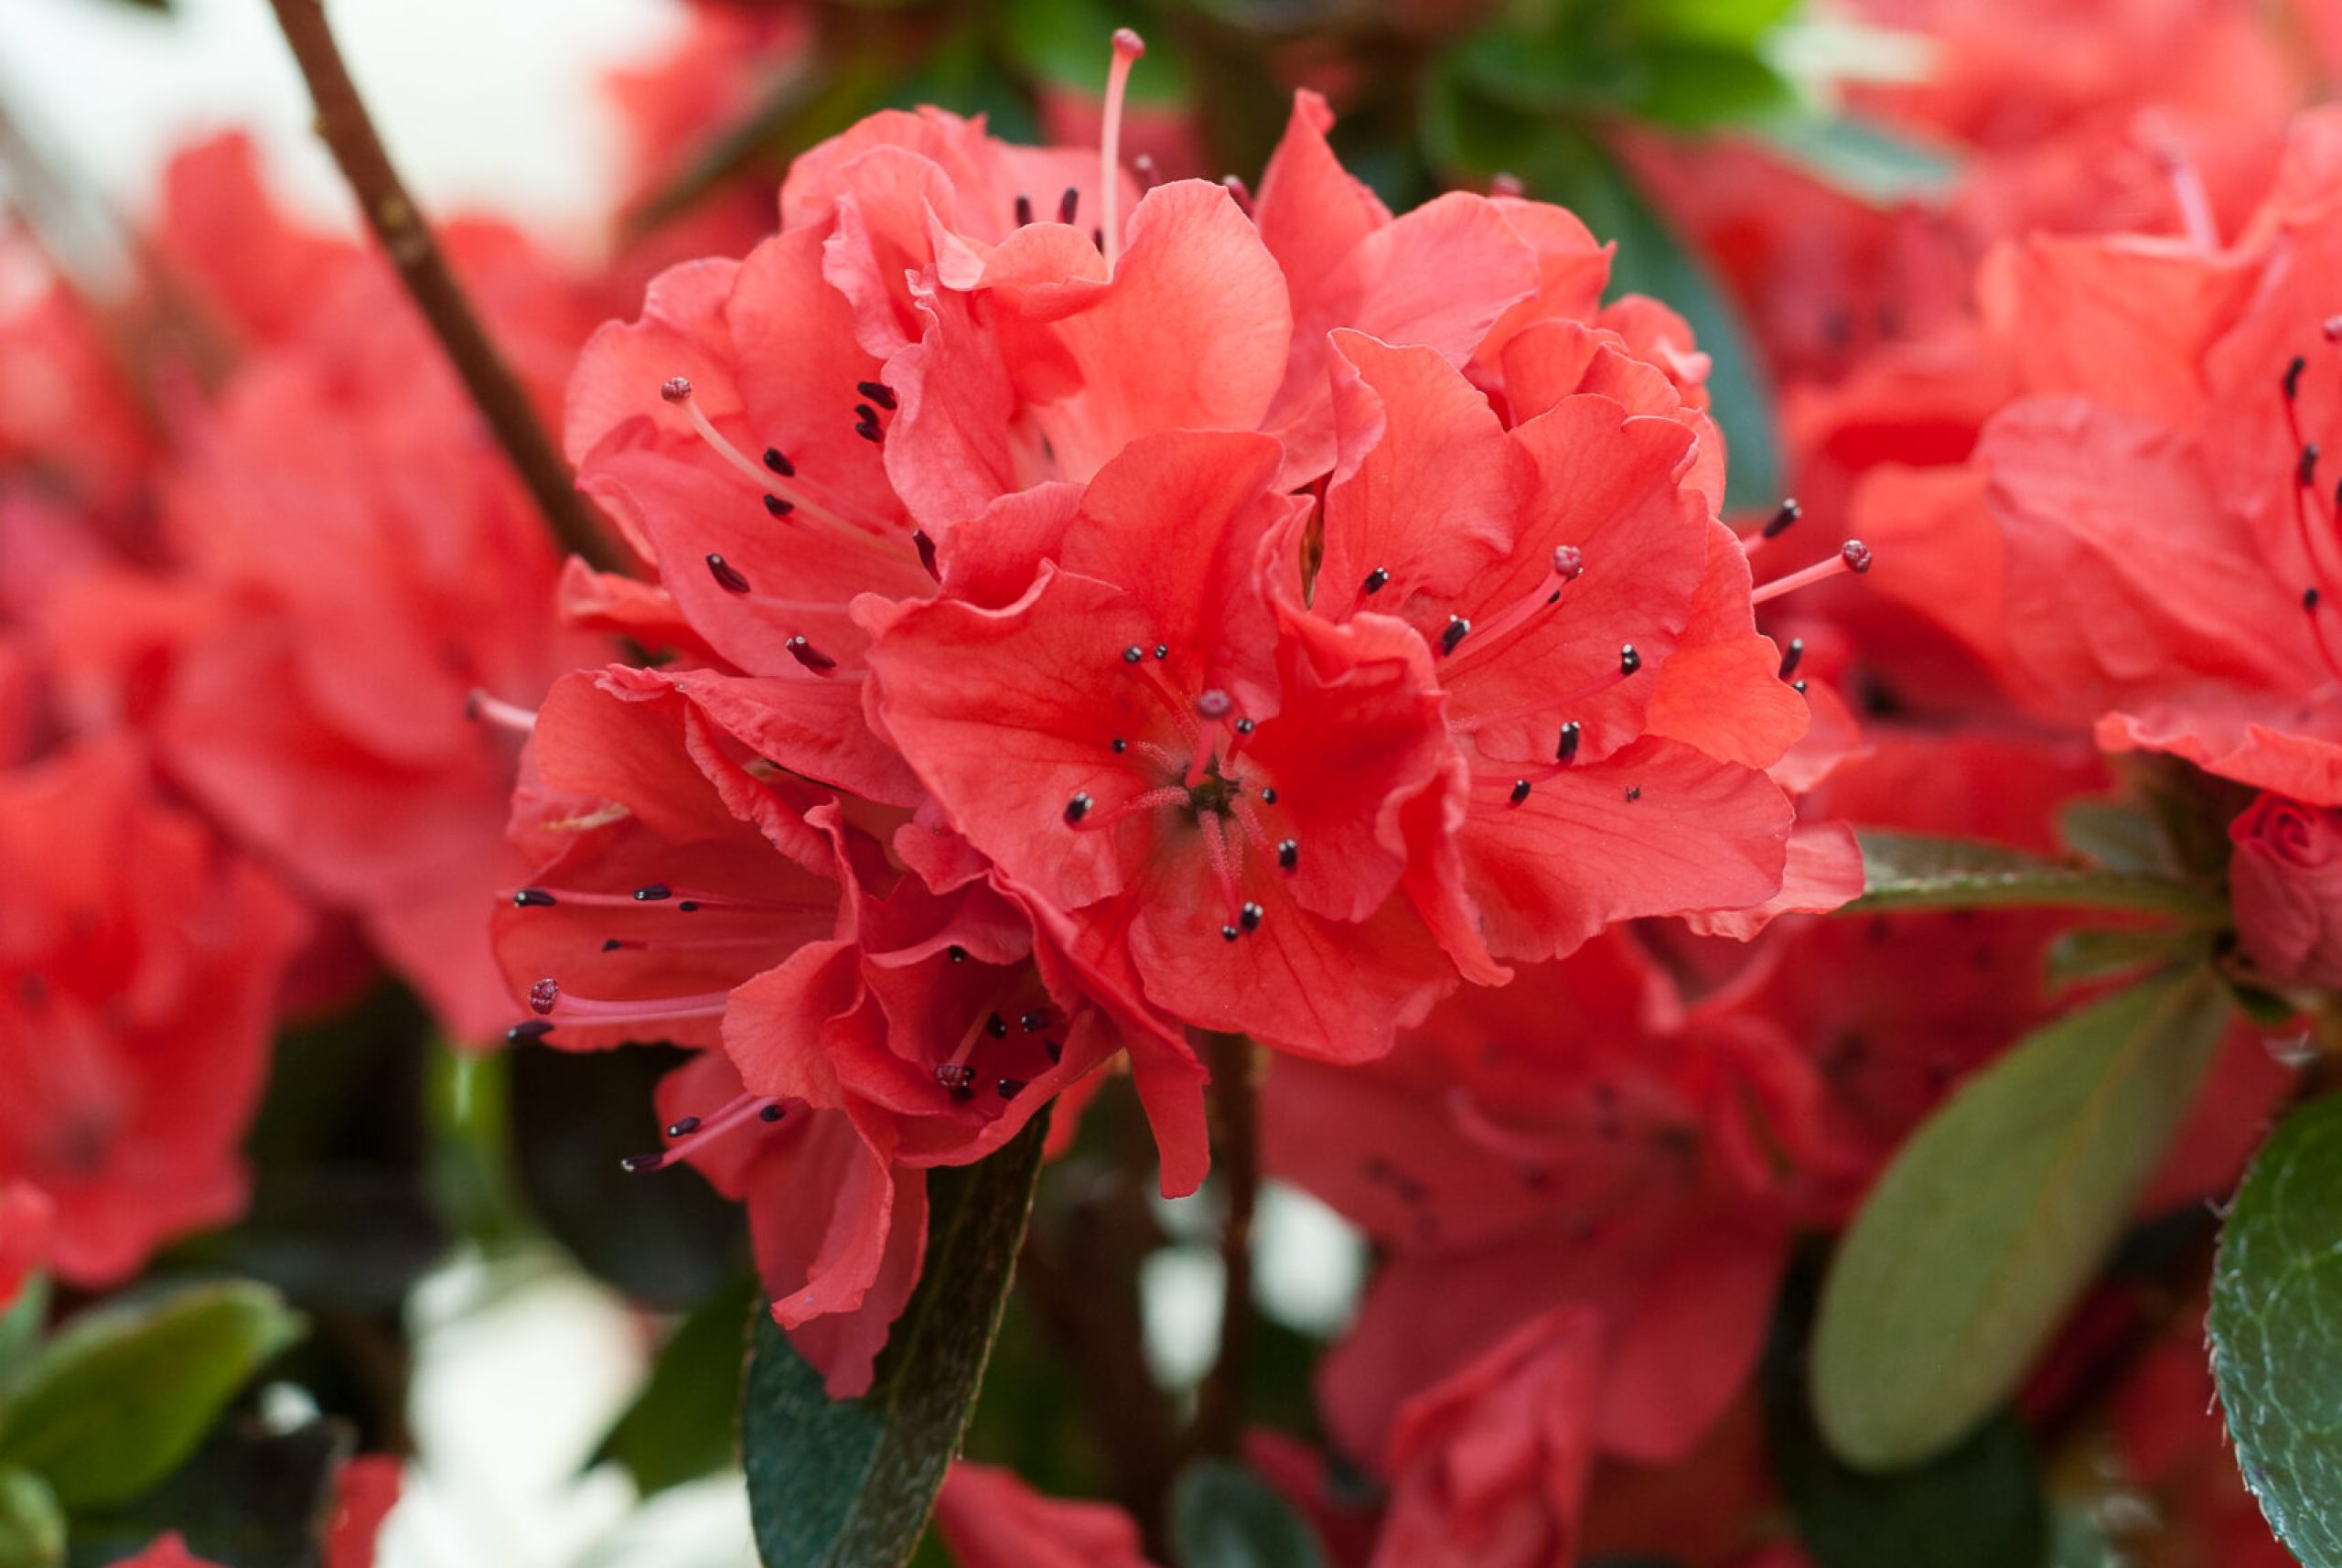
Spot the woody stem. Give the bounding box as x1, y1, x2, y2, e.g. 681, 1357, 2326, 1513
261, 0, 623, 575
1192, 1029, 1259, 1458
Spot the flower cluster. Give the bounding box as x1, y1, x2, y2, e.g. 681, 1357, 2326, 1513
493, 58, 1844, 1398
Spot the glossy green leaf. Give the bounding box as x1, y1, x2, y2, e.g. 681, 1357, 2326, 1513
1169, 1459, 1328, 1568
596, 1272, 758, 1497
1811, 968, 2233, 1470
0, 1466, 61, 1568
1756, 116, 1959, 208
1767, 1263, 2044, 1568
744, 1112, 1049, 1568
1846, 830, 2223, 921
2209, 1091, 2342, 1567
0, 1282, 303, 1509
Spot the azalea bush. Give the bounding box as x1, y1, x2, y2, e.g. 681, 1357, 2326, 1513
7, 0, 2342, 1564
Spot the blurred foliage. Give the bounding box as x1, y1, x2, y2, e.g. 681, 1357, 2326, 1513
594, 1270, 759, 1497
508, 1041, 747, 1310
62, 1419, 351, 1568
1168, 1459, 1329, 1568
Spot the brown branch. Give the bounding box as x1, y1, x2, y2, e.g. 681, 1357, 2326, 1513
1192, 1030, 1260, 1458
262, 0, 621, 575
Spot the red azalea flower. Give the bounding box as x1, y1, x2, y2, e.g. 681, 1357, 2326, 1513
109, 221, 607, 1039
861, 428, 1463, 1062
2229, 790, 2342, 988
1372, 1305, 1604, 1568
934, 1462, 1160, 1568
0, 741, 304, 1287
1294, 334, 1804, 966
1264, 929, 1812, 1472
325, 1455, 403, 1568
1981, 111, 2342, 801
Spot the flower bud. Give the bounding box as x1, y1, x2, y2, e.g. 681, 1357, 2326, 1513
2231, 793, 2342, 987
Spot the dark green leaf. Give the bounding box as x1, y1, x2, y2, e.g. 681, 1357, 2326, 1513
63, 1417, 350, 1568
1846, 830, 2223, 921
2209, 1091, 2342, 1567
0, 1282, 303, 1509
1767, 1262, 2044, 1568
1810, 968, 2233, 1469
1168, 1459, 1328, 1568
510, 1043, 744, 1309
2042, 1506, 2122, 1568
0, 1466, 61, 1568
1756, 116, 1960, 208
744, 1112, 1050, 1568
596, 1272, 758, 1497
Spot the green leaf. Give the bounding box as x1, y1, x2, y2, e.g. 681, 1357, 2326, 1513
1168, 1459, 1329, 1568
0, 1466, 62, 1568
0, 1282, 303, 1510
2043, 927, 2212, 994
1846, 830, 2223, 921
1755, 116, 1959, 208
1810, 967, 2233, 1470
2209, 1091, 2342, 1567
2056, 800, 2182, 878
1767, 1262, 2045, 1568
1640, 0, 1801, 48
596, 1272, 758, 1497
2042, 1506, 2124, 1568
0, 1280, 47, 1408
1633, 43, 1799, 130
743, 1112, 1050, 1568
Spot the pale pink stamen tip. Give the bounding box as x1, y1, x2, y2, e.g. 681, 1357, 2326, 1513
1841, 540, 1874, 574
1112, 27, 1145, 58
1552, 544, 1585, 580
660, 376, 693, 403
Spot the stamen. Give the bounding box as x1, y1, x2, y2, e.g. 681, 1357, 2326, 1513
513, 887, 557, 908
1452, 650, 1638, 736
661, 376, 879, 535
1778, 637, 1804, 681
1362, 566, 1390, 595
1276, 838, 1298, 871
1199, 814, 1248, 940
1759, 499, 1800, 542
620, 1090, 785, 1174
508, 1020, 553, 1044
1069, 785, 1188, 832
466, 690, 539, 734
912, 530, 940, 582
763, 495, 795, 519
1015, 192, 1034, 227
786, 635, 838, 674
1509, 779, 1531, 805
1750, 541, 1872, 605
707, 553, 752, 594
2154, 137, 2219, 250
1556, 720, 1581, 764
1440, 616, 1472, 656
503, 884, 829, 916
1100, 28, 1145, 271
1133, 155, 1160, 190
2285, 356, 2308, 402
1440, 543, 1587, 668
997, 1078, 1026, 1099
1489, 172, 1526, 198
531, 983, 732, 1025
1057, 187, 1080, 226
856, 381, 897, 410
1065, 792, 1092, 825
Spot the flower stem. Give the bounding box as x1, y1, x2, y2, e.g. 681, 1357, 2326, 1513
261, 0, 622, 575
1193, 1030, 1259, 1458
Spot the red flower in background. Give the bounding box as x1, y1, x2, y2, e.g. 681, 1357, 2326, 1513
2229, 791, 2342, 988
0, 742, 303, 1285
